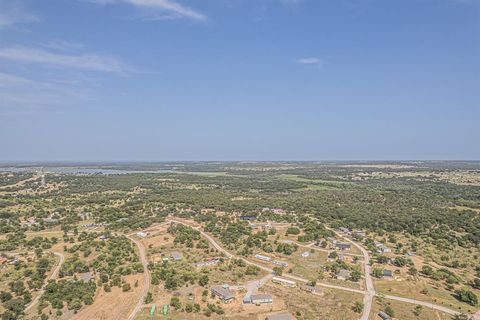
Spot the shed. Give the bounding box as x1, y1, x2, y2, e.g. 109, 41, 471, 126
378, 311, 391, 320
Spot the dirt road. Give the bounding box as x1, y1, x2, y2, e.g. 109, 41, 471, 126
24, 252, 65, 313
126, 234, 151, 320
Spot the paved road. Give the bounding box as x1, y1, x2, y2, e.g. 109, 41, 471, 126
328, 228, 374, 320
126, 234, 151, 320
24, 252, 65, 313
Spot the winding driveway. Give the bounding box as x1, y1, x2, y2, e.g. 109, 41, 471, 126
24, 251, 65, 313
126, 234, 151, 320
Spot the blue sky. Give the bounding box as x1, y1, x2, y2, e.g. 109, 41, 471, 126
0, 0, 479, 161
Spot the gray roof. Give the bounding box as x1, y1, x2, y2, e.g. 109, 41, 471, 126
337, 269, 351, 278
383, 269, 393, 276
211, 285, 234, 300
251, 294, 272, 301
266, 312, 295, 320
80, 272, 93, 282
378, 311, 391, 320
171, 251, 183, 260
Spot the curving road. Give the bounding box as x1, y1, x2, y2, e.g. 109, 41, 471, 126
327, 228, 374, 320
126, 234, 151, 320
24, 251, 65, 313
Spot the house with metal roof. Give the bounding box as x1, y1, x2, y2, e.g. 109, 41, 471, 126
211, 285, 234, 302
171, 251, 183, 261
337, 269, 351, 281
250, 294, 273, 304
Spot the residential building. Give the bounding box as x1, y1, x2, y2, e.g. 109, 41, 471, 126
211, 285, 234, 302
250, 294, 273, 304
79, 272, 93, 282
301, 251, 311, 258
383, 269, 393, 278
195, 259, 219, 268
171, 251, 183, 261
335, 243, 352, 251
136, 231, 147, 238
337, 269, 351, 281
300, 285, 316, 294
255, 254, 271, 262
272, 260, 288, 267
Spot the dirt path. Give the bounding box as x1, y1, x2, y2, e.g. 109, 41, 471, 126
327, 227, 374, 320
126, 233, 151, 320
0, 173, 40, 191
24, 252, 64, 313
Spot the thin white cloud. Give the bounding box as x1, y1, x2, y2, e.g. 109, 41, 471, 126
0, 46, 127, 73
296, 57, 323, 65
296, 57, 324, 71
0, 1, 40, 29
0, 72, 31, 87
88, 0, 207, 21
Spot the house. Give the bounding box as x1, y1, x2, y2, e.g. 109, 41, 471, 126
383, 269, 393, 278
265, 312, 295, 320
327, 237, 337, 245
250, 294, 273, 304
272, 277, 296, 288
171, 251, 183, 261
338, 254, 345, 262
262, 224, 273, 230
43, 217, 58, 224
339, 227, 351, 234
374, 242, 391, 253
79, 272, 93, 282
195, 259, 219, 268
136, 231, 147, 238
335, 243, 352, 251
378, 311, 391, 320
337, 269, 351, 281
272, 208, 285, 215
255, 254, 271, 262
301, 251, 311, 258
240, 215, 256, 220
272, 260, 288, 267
354, 231, 366, 238
99, 235, 108, 241
211, 285, 234, 302
300, 285, 316, 294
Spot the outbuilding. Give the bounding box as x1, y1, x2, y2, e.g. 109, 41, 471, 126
250, 294, 273, 304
